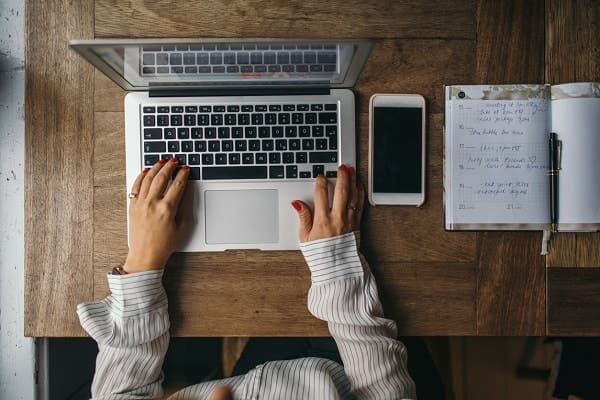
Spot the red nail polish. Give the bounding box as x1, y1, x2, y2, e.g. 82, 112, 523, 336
170, 156, 178, 163
291, 200, 302, 211
348, 166, 355, 176
182, 165, 190, 171
339, 164, 347, 172
158, 158, 167, 164
142, 167, 150, 173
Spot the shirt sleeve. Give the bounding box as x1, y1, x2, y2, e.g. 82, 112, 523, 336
76, 269, 169, 399
300, 232, 417, 400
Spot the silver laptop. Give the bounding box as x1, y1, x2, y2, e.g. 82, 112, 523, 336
70, 38, 373, 251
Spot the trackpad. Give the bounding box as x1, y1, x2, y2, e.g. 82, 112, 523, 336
205, 190, 279, 245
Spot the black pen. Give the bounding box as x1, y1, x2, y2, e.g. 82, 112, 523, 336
549, 132, 561, 232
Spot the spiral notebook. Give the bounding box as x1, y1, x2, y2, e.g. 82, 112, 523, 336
444, 82, 600, 232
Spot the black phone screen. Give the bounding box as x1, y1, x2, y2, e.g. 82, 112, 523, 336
372, 107, 423, 193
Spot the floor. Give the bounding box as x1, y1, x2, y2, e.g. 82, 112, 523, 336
0, 0, 36, 398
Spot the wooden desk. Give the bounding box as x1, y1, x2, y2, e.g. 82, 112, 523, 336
25, 0, 600, 337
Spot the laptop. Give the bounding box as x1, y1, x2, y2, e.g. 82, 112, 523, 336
70, 38, 373, 251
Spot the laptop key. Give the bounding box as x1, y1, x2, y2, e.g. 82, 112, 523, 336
232, 127, 244, 138
144, 154, 159, 166
255, 153, 267, 164
170, 53, 182, 65
143, 106, 156, 113
145, 142, 166, 153
222, 140, 234, 152
168, 141, 179, 152
157, 115, 169, 126
195, 140, 206, 152
286, 165, 298, 178
184, 114, 196, 126
242, 153, 254, 164
313, 164, 325, 177
205, 127, 217, 138
178, 128, 189, 139
143, 115, 155, 126
269, 153, 281, 164
202, 154, 214, 165
316, 139, 328, 150
269, 166, 284, 179
164, 128, 176, 139
203, 166, 267, 180
189, 154, 200, 165
300, 171, 311, 178
249, 140, 260, 151
175, 154, 186, 165
296, 152, 308, 163
285, 126, 297, 137
181, 141, 193, 152
216, 153, 227, 165
245, 127, 257, 138
171, 115, 182, 126
144, 128, 162, 140
309, 151, 338, 163
188, 167, 200, 180
191, 128, 203, 139
289, 139, 300, 150
282, 152, 294, 164
318, 112, 337, 124
228, 153, 240, 164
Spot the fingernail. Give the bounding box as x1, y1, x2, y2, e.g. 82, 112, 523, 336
348, 166, 355, 176
291, 200, 302, 211
158, 159, 167, 164
339, 164, 347, 172
182, 165, 190, 171
142, 167, 150, 173
170, 156, 178, 163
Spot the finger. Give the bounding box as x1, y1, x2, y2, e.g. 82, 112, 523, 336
353, 182, 366, 231
139, 159, 167, 199
210, 385, 233, 400
147, 156, 179, 199
164, 165, 190, 208
291, 200, 313, 242
345, 166, 358, 223
331, 164, 350, 218
174, 182, 194, 244
130, 167, 150, 201
313, 174, 330, 219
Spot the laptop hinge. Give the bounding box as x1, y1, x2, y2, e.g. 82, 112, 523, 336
148, 86, 331, 98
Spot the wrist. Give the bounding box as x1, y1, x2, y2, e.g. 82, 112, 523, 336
124, 253, 166, 273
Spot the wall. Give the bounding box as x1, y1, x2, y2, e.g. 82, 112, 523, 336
0, 0, 36, 398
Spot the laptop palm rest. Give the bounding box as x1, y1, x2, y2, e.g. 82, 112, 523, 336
205, 189, 279, 245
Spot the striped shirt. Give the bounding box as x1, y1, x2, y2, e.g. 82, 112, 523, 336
77, 232, 416, 399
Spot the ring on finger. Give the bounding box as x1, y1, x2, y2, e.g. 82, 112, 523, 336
128, 192, 138, 199
347, 205, 357, 211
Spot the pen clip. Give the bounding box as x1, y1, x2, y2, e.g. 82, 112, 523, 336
556, 140, 562, 171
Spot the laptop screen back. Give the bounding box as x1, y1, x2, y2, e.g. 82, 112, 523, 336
70, 39, 373, 91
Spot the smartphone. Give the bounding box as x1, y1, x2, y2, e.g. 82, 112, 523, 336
368, 94, 426, 206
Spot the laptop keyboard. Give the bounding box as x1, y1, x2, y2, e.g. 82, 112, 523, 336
141, 103, 339, 181
140, 43, 338, 76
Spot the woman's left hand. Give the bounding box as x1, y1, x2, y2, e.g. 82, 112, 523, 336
124, 157, 191, 273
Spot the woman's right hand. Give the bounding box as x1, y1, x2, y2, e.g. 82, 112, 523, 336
291, 164, 364, 243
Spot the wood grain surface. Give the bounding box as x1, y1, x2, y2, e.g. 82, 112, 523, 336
24, 0, 95, 336
544, 0, 600, 334
94, 0, 476, 40
548, 268, 600, 335
25, 0, 600, 336
544, 0, 600, 269
473, 0, 547, 335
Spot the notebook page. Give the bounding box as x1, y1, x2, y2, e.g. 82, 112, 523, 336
551, 83, 600, 229
445, 85, 550, 228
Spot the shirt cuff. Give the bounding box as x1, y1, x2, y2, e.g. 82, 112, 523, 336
77, 269, 169, 346
300, 232, 363, 284
104, 269, 167, 318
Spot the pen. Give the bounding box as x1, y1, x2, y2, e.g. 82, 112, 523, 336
549, 132, 561, 232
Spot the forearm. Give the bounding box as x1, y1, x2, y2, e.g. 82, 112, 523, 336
302, 233, 416, 400
77, 270, 170, 399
